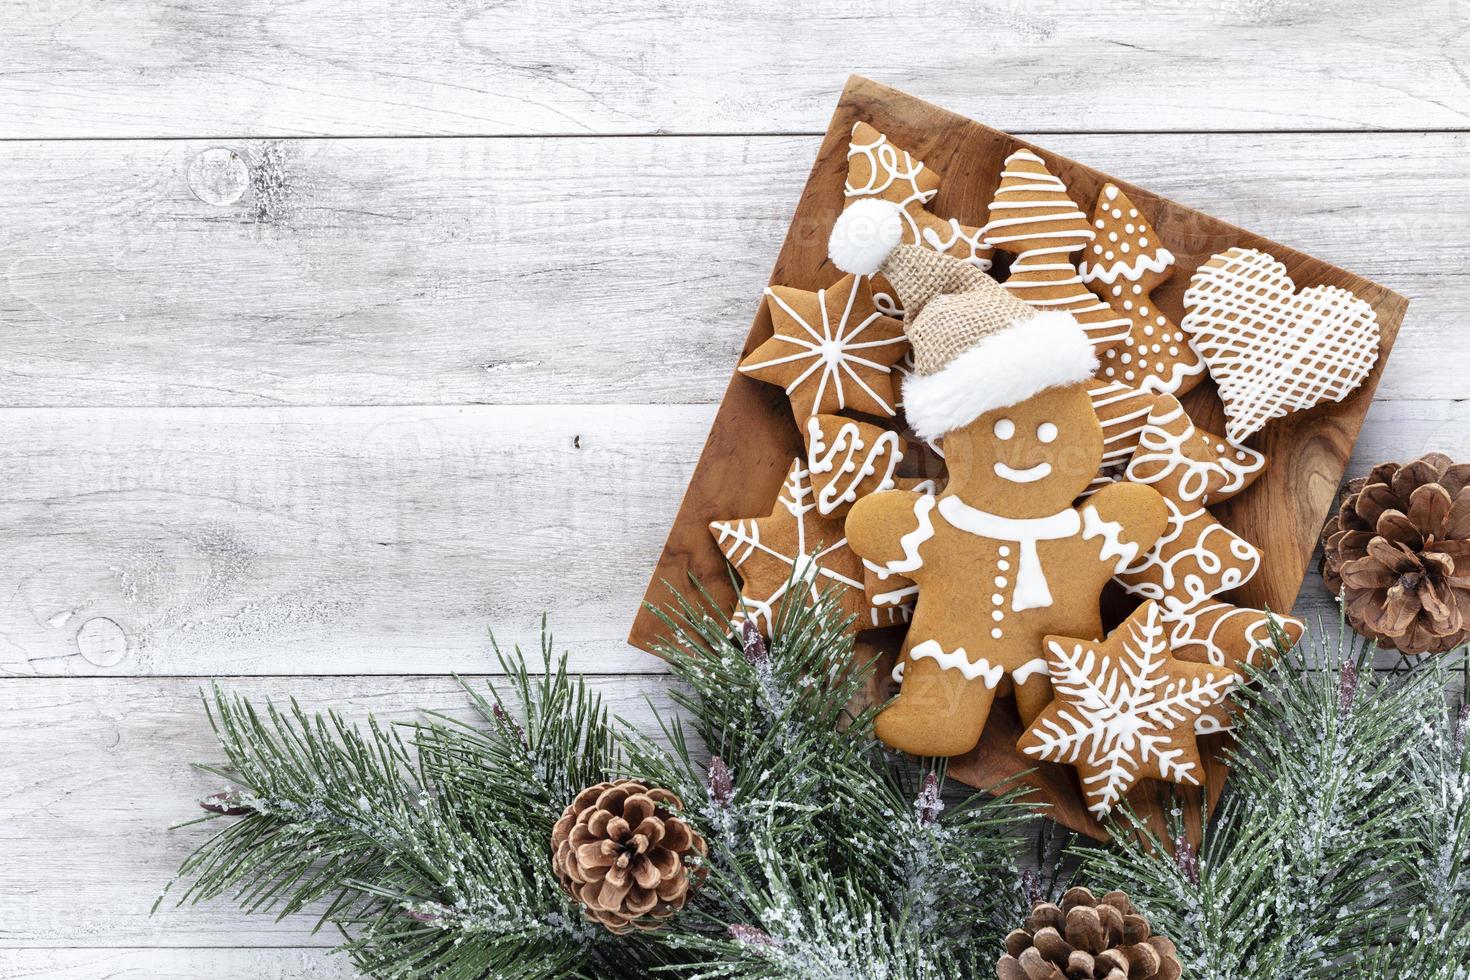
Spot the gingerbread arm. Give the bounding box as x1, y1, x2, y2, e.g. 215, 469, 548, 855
1079, 481, 1169, 573
845, 490, 933, 577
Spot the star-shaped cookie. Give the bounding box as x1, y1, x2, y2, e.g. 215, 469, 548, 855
709, 458, 907, 636
1018, 601, 1235, 817
739, 274, 909, 420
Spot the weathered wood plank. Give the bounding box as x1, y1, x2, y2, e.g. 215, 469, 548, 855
0, 948, 358, 979
0, 399, 1459, 677
0, 405, 709, 677
0, 674, 683, 948
2, 7, 1468, 137
0, 133, 1463, 408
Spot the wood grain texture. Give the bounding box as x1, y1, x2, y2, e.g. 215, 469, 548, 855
0, 948, 358, 979
0, 134, 1465, 408
0, 675, 684, 948
2, 0, 1468, 138
630, 77, 1411, 838
0, 405, 707, 677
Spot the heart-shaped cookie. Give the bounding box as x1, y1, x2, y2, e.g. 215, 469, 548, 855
1181, 247, 1379, 444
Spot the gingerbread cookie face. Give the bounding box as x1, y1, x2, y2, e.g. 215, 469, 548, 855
710, 458, 908, 636
845, 122, 993, 278
1081, 184, 1204, 396
1181, 247, 1380, 444
803, 414, 903, 519
739, 274, 909, 420
1125, 395, 1266, 506
1019, 600, 1235, 817
1163, 600, 1304, 735
981, 149, 1131, 354
941, 384, 1104, 518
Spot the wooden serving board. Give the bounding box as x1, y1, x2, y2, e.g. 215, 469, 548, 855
628, 76, 1407, 840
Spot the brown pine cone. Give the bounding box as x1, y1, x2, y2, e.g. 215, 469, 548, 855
551, 779, 707, 935
1322, 453, 1470, 655
998, 887, 1181, 980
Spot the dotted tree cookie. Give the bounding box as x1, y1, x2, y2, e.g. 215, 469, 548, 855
709, 458, 907, 637
738, 273, 909, 420
1080, 183, 1204, 396
1018, 600, 1235, 817
981, 149, 1131, 355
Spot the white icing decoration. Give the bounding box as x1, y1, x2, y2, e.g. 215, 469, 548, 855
1012, 657, 1051, 686
1115, 499, 1261, 607
868, 493, 938, 578
909, 639, 1006, 687
845, 124, 992, 273
936, 496, 1081, 611
1081, 504, 1139, 572
804, 416, 902, 516
981, 149, 1130, 351
994, 418, 1015, 440
710, 459, 880, 635
1181, 247, 1380, 443
1083, 380, 1156, 495
1021, 603, 1234, 816
740, 278, 907, 417
1124, 397, 1266, 506
1037, 422, 1058, 443
1079, 248, 1176, 286
993, 460, 1053, 484
891, 660, 906, 685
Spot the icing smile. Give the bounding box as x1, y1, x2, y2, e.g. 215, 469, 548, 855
994, 461, 1053, 484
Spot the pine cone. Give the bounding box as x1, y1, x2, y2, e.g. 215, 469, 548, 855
1322, 453, 1470, 655
551, 779, 707, 934
998, 887, 1181, 980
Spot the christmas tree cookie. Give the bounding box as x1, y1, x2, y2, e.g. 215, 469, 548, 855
738, 273, 909, 420
1079, 183, 1204, 396
1018, 600, 1235, 817
981, 149, 1131, 355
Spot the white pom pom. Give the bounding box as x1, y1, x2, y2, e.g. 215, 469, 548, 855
828, 199, 903, 276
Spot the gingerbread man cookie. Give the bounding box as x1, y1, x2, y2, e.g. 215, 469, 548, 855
1080, 183, 1205, 396
981, 149, 1131, 355
709, 458, 907, 636
847, 384, 1169, 757
1018, 600, 1235, 817
738, 273, 909, 420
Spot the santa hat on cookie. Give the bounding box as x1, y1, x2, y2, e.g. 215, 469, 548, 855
829, 198, 1098, 442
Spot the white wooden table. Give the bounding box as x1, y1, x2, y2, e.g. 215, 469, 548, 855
1, 2, 1467, 976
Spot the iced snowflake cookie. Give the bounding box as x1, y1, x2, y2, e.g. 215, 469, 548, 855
981, 149, 1131, 354
709, 458, 908, 637
1080, 183, 1204, 396
738, 273, 909, 420
1169, 601, 1304, 734
1114, 396, 1264, 609
1018, 600, 1235, 817
844, 121, 993, 300
1181, 247, 1380, 443
803, 414, 903, 519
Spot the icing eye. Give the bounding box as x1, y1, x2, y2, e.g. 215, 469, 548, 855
994, 418, 1015, 440
1037, 422, 1058, 443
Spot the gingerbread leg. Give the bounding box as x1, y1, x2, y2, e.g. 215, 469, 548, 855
875, 655, 995, 757
1012, 671, 1054, 728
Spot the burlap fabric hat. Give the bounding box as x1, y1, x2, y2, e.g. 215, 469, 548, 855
828, 198, 1098, 441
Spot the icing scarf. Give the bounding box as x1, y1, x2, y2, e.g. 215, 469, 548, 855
937, 496, 1080, 612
